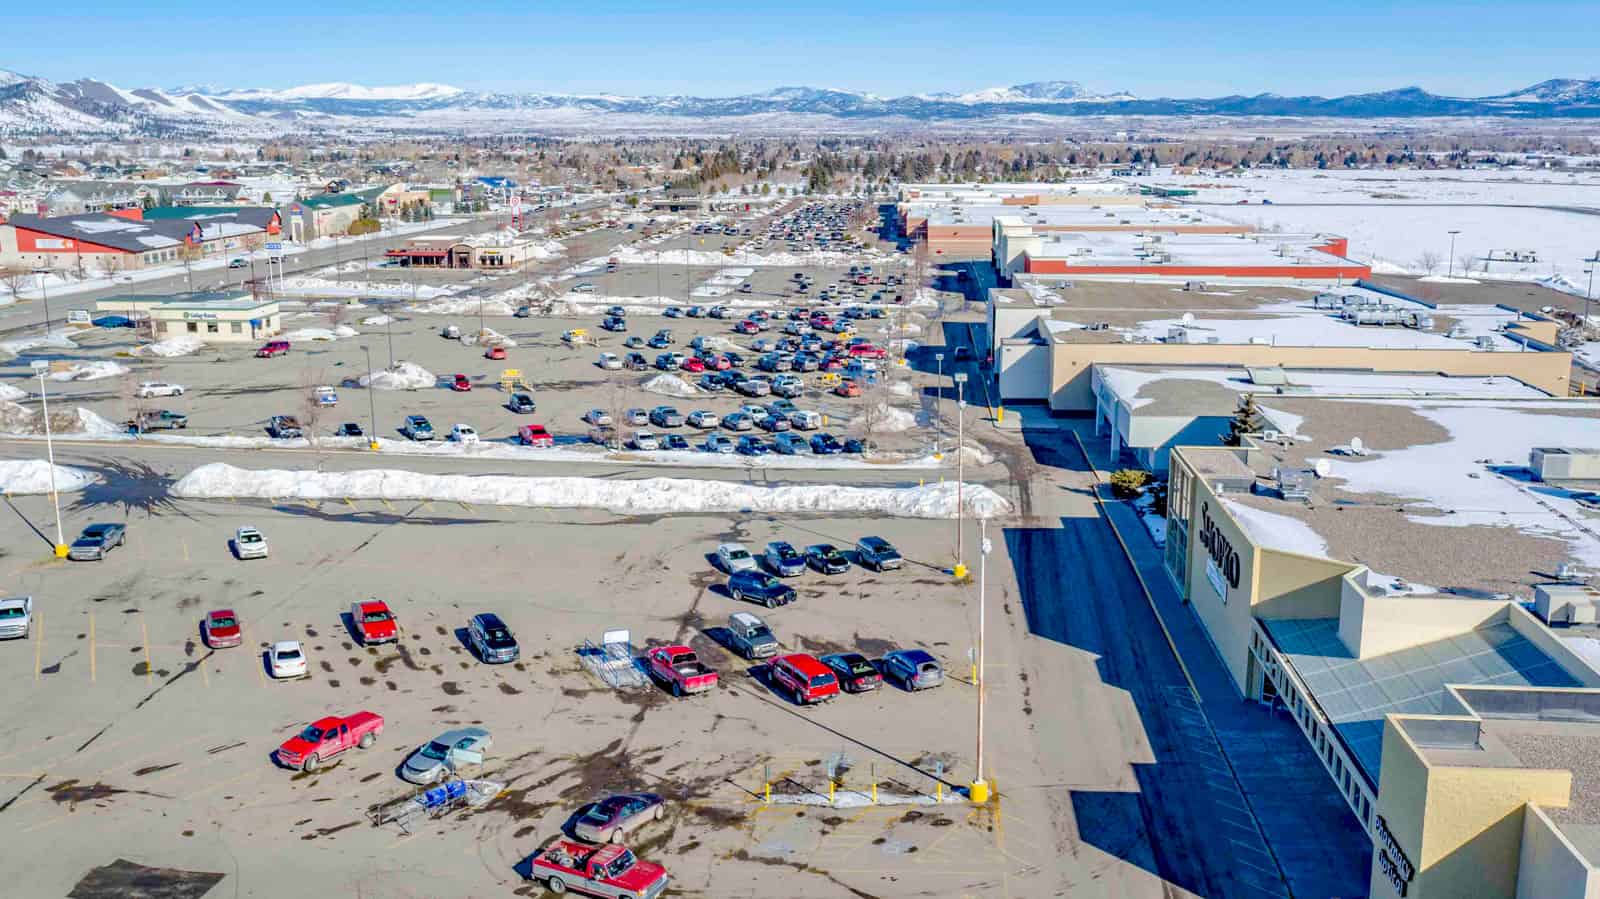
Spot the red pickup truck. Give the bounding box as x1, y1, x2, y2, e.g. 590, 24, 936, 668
646, 645, 718, 697
276, 711, 383, 771
527, 839, 668, 899
351, 600, 398, 644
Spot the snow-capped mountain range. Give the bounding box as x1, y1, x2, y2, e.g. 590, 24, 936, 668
3, 68, 1600, 137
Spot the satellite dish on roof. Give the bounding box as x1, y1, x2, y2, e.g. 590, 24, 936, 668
1314, 459, 1332, 478
1350, 436, 1366, 456
1181, 312, 1196, 324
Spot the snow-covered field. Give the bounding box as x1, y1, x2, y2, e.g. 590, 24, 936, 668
173, 463, 1012, 519
0, 459, 97, 494
1135, 168, 1600, 293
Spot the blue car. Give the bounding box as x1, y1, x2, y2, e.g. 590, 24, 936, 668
810, 433, 844, 455
763, 541, 806, 577
736, 436, 770, 456
773, 433, 809, 455
728, 569, 797, 608
662, 434, 690, 451
882, 649, 944, 691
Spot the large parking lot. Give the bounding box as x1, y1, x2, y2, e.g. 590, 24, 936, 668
0, 440, 1104, 897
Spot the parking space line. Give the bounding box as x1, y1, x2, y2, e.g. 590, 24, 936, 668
381, 498, 394, 512
180, 537, 189, 561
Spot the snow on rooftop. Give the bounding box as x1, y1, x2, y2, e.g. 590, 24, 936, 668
1220, 497, 1330, 558
1325, 401, 1600, 568
1097, 365, 1547, 411
70, 218, 146, 234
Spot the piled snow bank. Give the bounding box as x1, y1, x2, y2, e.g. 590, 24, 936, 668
0, 330, 76, 357
361, 314, 394, 326
360, 361, 436, 390
866, 403, 917, 433
888, 381, 914, 398
0, 383, 26, 401
133, 335, 208, 357
0, 403, 123, 437
642, 373, 700, 397
281, 325, 358, 342
173, 464, 1012, 519
278, 276, 456, 300
49, 360, 129, 382
461, 327, 517, 347
0, 459, 97, 494
412, 296, 518, 316
77, 407, 124, 436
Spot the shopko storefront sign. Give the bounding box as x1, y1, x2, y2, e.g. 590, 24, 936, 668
1199, 502, 1242, 602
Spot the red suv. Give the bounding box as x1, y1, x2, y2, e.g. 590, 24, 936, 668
256, 340, 290, 358
768, 653, 840, 705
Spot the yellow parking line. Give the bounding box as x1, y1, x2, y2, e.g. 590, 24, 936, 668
344, 497, 356, 509
33, 610, 42, 681
381, 498, 394, 512
198, 651, 210, 688
140, 614, 153, 685
180, 537, 189, 562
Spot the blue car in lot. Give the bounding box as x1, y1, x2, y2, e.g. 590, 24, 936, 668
773, 433, 809, 455
810, 433, 844, 455
727, 569, 797, 608
736, 436, 770, 456
763, 541, 806, 577
882, 649, 944, 691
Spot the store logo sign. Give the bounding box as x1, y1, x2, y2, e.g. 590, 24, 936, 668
1199, 502, 1242, 591
1375, 815, 1414, 896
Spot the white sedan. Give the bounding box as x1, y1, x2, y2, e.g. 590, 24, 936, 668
268, 641, 308, 679
234, 526, 268, 560
448, 424, 480, 444
716, 542, 759, 574
136, 381, 185, 398
597, 353, 622, 370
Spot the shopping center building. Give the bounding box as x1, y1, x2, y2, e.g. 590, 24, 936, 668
1145, 382, 1600, 898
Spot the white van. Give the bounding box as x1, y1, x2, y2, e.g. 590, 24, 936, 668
65, 310, 92, 327
789, 410, 822, 431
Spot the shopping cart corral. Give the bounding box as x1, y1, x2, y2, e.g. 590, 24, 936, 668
368, 778, 504, 833
577, 628, 648, 689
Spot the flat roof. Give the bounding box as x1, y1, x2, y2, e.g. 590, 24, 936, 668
1262, 617, 1582, 786
1184, 396, 1600, 601
918, 202, 1191, 229
1098, 365, 1550, 414
1027, 229, 1353, 268
1019, 284, 1533, 351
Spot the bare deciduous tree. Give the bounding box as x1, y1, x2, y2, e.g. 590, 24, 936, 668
1416, 251, 1442, 275
1458, 253, 1477, 277
298, 367, 330, 446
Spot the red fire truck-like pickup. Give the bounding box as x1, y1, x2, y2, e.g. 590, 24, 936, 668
645, 645, 719, 697
275, 711, 384, 771
351, 600, 398, 645
527, 840, 668, 899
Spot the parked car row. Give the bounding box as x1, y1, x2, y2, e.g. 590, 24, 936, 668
715, 535, 901, 591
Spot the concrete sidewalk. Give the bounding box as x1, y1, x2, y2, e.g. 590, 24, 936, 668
1100, 493, 1373, 899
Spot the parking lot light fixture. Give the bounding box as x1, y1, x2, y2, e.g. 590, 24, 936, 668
32, 361, 68, 557
971, 517, 992, 805
362, 345, 380, 451
953, 372, 969, 580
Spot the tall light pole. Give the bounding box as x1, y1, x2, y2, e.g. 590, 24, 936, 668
953, 371, 968, 579
1446, 230, 1461, 278
1584, 252, 1598, 335
32, 361, 68, 557
970, 517, 992, 804
361, 345, 380, 451
934, 352, 945, 442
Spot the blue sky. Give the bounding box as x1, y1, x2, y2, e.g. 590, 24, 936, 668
6, 0, 1597, 97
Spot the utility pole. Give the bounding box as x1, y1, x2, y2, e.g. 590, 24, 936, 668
953, 372, 968, 579
970, 517, 991, 804
362, 345, 380, 451
33, 361, 67, 557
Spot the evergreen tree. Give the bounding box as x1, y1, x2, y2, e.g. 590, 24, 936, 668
1223, 394, 1262, 446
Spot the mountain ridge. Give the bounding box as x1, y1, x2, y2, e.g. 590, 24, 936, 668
3, 69, 1600, 136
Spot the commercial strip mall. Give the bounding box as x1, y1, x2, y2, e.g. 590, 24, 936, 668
915, 180, 1600, 897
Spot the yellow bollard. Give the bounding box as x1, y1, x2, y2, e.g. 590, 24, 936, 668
997, 406, 1004, 424
829, 781, 836, 805
872, 782, 878, 804
918, 478, 924, 487
764, 783, 771, 805
936, 782, 944, 802
970, 780, 990, 804
953, 563, 968, 580
971, 661, 979, 685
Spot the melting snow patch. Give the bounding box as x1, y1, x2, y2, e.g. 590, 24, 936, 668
172, 464, 1013, 519
865, 403, 917, 433
0, 383, 26, 402
133, 335, 208, 357
0, 330, 77, 357
48, 360, 129, 382
1219, 498, 1329, 558
361, 314, 394, 326
0, 459, 97, 494
360, 361, 436, 390
412, 296, 519, 316
281, 325, 358, 342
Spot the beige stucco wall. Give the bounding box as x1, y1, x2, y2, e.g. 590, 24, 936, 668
1339, 578, 1512, 659
1517, 804, 1600, 899
1254, 548, 1354, 620
1374, 718, 1574, 899
1048, 343, 1573, 412
1505, 604, 1600, 686
1179, 478, 1262, 695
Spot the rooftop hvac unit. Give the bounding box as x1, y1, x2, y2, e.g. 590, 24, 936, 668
1206, 336, 1221, 344
1313, 292, 1342, 308
1407, 312, 1435, 330
1534, 583, 1600, 626
1446, 323, 1470, 339
1167, 326, 1190, 343
1474, 335, 1496, 350
1530, 447, 1600, 481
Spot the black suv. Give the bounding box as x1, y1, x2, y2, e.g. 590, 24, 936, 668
467, 613, 519, 664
